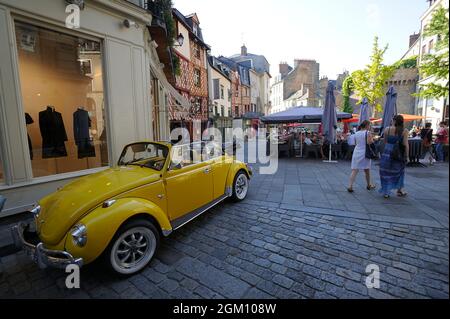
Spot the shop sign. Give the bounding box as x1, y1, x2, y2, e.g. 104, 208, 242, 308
65, 0, 84, 29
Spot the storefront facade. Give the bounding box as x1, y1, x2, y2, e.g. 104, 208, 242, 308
0, 0, 181, 217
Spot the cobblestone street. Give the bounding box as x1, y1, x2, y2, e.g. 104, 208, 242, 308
0, 159, 448, 299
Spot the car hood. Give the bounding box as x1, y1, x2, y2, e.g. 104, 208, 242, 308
37, 166, 161, 246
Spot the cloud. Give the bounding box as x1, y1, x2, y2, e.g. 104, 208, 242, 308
366, 3, 381, 29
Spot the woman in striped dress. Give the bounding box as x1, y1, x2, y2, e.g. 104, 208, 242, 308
379, 115, 410, 198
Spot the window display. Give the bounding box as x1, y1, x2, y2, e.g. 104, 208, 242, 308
15, 21, 109, 177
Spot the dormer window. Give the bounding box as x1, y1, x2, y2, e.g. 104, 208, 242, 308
192, 24, 198, 36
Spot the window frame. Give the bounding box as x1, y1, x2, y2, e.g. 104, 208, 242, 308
194, 68, 201, 87
11, 18, 111, 182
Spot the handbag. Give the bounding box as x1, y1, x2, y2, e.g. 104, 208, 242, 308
391, 133, 406, 162
365, 131, 378, 159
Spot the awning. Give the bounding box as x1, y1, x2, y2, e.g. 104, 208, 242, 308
261, 107, 352, 124
372, 114, 426, 123
342, 114, 379, 123
149, 58, 190, 109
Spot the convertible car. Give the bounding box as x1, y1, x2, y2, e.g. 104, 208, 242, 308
12, 141, 251, 275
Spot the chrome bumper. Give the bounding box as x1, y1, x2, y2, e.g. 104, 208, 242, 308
11, 222, 83, 269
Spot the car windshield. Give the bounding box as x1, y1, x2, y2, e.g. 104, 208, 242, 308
118, 142, 168, 171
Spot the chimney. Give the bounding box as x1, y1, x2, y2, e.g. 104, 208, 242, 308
279, 62, 290, 77
241, 44, 247, 56
409, 33, 420, 48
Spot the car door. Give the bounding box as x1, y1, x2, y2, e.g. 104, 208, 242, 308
164, 144, 214, 221
203, 143, 231, 199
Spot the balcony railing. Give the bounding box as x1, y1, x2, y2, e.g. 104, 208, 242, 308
146, 1, 165, 21
125, 0, 165, 22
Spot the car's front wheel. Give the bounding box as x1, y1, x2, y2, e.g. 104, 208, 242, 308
232, 171, 249, 202
105, 219, 159, 276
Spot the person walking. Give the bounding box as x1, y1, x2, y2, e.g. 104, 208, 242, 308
420, 122, 434, 165
347, 120, 376, 193
379, 115, 409, 199
435, 121, 448, 162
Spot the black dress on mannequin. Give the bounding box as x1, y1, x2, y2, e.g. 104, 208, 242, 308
25, 113, 33, 160
73, 108, 95, 158
39, 106, 68, 158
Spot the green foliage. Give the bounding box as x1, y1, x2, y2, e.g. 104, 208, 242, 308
342, 76, 354, 113
351, 36, 394, 113
172, 54, 181, 76
154, 0, 176, 47
393, 55, 418, 70
417, 6, 449, 99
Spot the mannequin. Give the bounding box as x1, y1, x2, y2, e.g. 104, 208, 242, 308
73, 106, 95, 158
39, 106, 68, 158
25, 113, 33, 160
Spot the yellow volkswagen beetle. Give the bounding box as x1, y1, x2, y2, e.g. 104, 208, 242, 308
12, 141, 251, 275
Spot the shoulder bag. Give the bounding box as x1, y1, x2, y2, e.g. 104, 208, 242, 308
365, 131, 378, 160
391, 129, 406, 162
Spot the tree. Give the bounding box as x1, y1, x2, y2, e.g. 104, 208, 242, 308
417, 6, 449, 99
351, 37, 394, 114
342, 76, 354, 113
393, 55, 418, 70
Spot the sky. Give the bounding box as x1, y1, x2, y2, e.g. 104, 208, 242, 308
173, 0, 428, 79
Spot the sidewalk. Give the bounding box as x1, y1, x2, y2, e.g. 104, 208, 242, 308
247, 159, 449, 230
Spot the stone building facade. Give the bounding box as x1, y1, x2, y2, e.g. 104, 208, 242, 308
283, 59, 320, 107
383, 68, 419, 116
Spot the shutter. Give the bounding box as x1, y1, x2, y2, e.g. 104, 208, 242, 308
213, 79, 220, 99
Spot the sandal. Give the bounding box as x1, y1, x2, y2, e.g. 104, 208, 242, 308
347, 187, 354, 193
366, 184, 376, 191
397, 190, 408, 197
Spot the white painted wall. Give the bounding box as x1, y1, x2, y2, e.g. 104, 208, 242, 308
416, 0, 449, 131
210, 67, 231, 117
174, 21, 191, 59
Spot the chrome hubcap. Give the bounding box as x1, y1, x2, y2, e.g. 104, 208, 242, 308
235, 174, 248, 199
111, 227, 156, 274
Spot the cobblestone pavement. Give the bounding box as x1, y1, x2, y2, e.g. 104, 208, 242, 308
0, 198, 448, 299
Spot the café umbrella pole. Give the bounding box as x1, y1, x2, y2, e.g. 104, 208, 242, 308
322, 81, 338, 163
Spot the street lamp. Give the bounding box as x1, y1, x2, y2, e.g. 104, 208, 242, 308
173, 33, 184, 47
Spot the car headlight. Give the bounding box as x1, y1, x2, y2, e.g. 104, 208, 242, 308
71, 224, 87, 247
30, 204, 41, 216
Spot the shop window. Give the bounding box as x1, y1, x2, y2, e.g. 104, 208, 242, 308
15, 22, 109, 178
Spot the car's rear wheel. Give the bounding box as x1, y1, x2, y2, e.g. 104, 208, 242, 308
232, 171, 249, 202
105, 219, 159, 276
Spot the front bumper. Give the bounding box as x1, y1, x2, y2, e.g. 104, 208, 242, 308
11, 222, 83, 269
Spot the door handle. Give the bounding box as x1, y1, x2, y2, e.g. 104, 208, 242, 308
157, 194, 165, 199
204, 168, 211, 173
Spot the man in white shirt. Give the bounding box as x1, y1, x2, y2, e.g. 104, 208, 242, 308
304, 134, 313, 145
